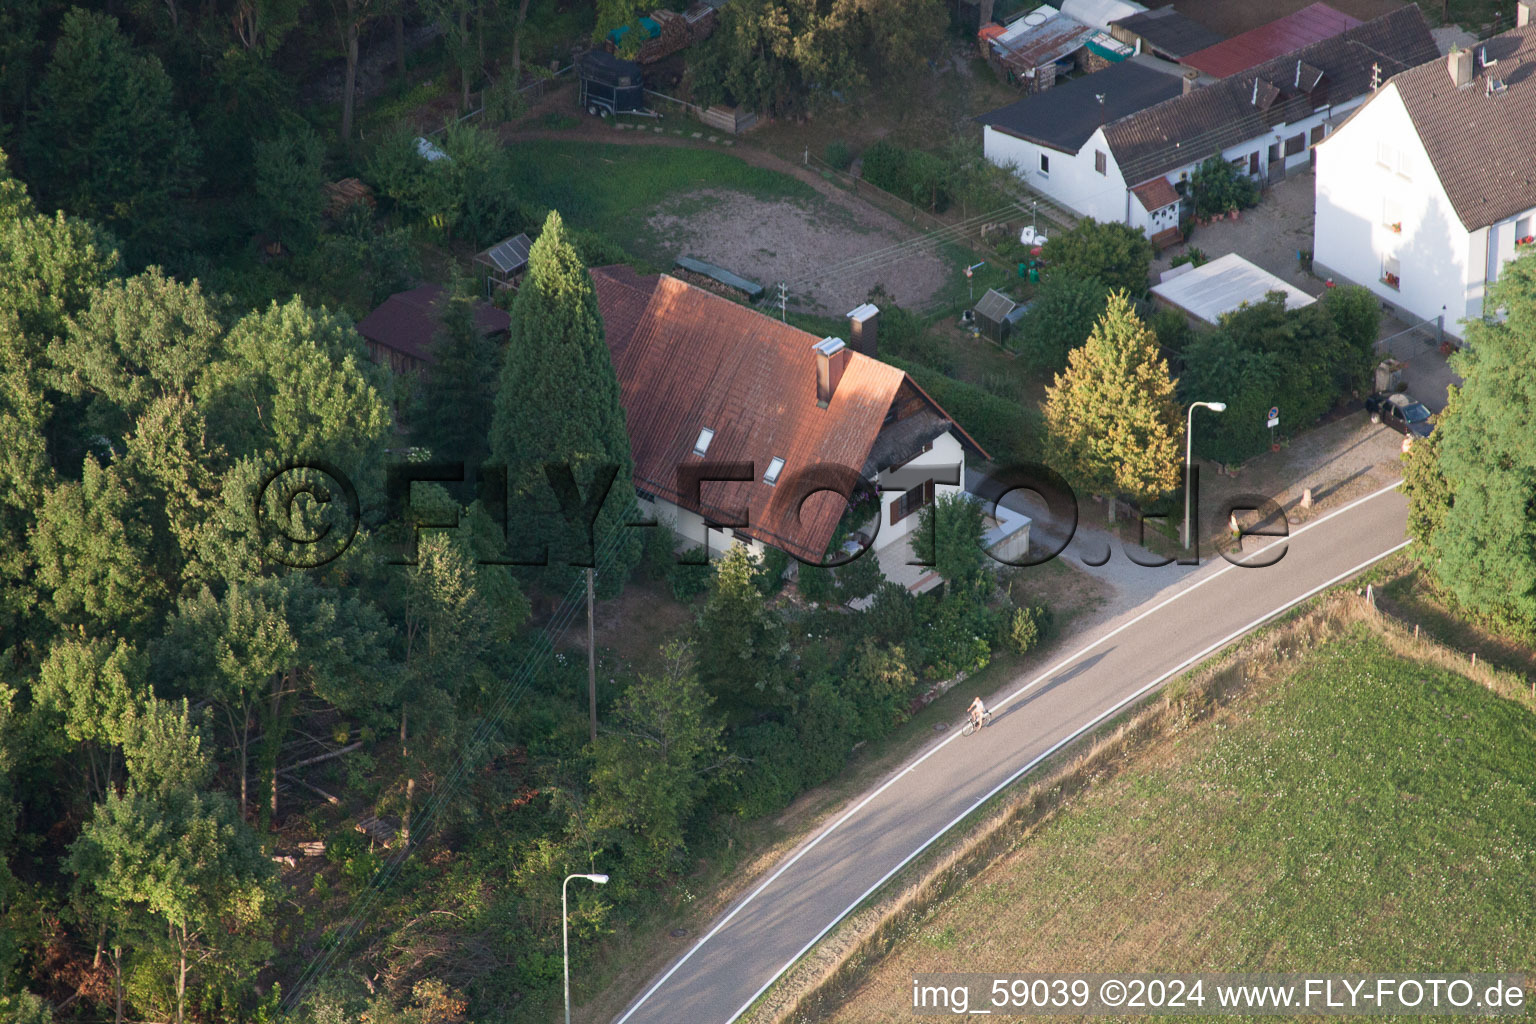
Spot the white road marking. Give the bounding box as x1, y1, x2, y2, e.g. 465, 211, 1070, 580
616, 481, 1406, 1024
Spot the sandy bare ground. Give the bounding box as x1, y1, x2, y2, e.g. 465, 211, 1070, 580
498, 93, 954, 314
647, 188, 950, 313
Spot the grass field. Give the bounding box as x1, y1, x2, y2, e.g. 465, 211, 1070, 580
820, 626, 1536, 1021
503, 139, 816, 262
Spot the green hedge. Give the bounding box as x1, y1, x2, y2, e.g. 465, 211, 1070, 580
885, 356, 1041, 464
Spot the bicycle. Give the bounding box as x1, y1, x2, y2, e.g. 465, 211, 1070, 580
961, 709, 992, 736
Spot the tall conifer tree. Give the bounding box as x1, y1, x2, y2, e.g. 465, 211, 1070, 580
490, 211, 641, 594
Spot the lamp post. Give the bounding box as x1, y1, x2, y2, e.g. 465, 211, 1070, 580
563, 873, 609, 1024
1184, 401, 1227, 549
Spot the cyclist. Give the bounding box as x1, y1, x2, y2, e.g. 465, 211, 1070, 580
967, 696, 988, 731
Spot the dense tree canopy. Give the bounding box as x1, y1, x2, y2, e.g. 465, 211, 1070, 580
23, 10, 200, 264
1406, 250, 1536, 637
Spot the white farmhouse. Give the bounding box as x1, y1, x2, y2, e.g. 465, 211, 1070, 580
588, 267, 988, 565
980, 6, 1437, 245
1312, 8, 1536, 337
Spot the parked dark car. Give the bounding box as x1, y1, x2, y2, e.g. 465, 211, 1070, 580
1365, 391, 1434, 443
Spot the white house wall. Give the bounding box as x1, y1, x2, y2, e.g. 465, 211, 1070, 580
988, 95, 1363, 230
875, 431, 968, 549
636, 428, 968, 561
1313, 83, 1475, 337
984, 125, 1131, 225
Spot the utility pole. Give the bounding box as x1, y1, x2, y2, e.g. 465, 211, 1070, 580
586, 567, 596, 745
778, 281, 787, 321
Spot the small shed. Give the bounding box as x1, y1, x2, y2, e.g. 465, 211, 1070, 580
1150, 252, 1316, 325
356, 285, 511, 374
476, 233, 533, 294
578, 50, 644, 116
974, 288, 1018, 344
699, 105, 758, 134
673, 256, 765, 300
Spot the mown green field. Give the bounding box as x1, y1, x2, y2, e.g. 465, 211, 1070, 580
825, 627, 1536, 1022
503, 139, 816, 261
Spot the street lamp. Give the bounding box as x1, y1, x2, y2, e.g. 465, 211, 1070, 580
1184, 401, 1227, 549
563, 873, 609, 1024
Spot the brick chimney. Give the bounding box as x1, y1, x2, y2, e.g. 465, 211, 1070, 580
1182, 69, 1200, 95
1448, 46, 1474, 87
846, 303, 880, 357
814, 337, 849, 408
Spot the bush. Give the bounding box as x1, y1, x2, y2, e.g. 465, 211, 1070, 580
1149, 306, 1193, 356
859, 140, 950, 212
1004, 605, 1048, 655
728, 721, 805, 817
1040, 218, 1154, 296
641, 518, 679, 581
1191, 155, 1258, 217
757, 546, 791, 595
1011, 274, 1111, 373
796, 561, 835, 603
835, 550, 884, 603
863, 581, 918, 647
669, 547, 712, 601
1322, 284, 1380, 395
824, 140, 852, 171
919, 596, 994, 681
1170, 246, 1208, 268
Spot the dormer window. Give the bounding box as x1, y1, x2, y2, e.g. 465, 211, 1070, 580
693, 427, 715, 456
763, 457, 785, 486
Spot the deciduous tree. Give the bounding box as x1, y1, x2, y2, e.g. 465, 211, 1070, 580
1044, 291, 1181, 508
694, 547, 791, 709
589, 643, 725, 870
1414, 251, 1536, 636
1040, 218, 1153, 297
911, 492, 988, 598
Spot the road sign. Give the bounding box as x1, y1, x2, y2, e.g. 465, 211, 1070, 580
1267, 416, 1280, 429
1268, 406, 1279, 420
965, 266, 972, 278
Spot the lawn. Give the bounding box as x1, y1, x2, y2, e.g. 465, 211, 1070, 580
502, 139, 816, 264
822, 626, 1536, 1021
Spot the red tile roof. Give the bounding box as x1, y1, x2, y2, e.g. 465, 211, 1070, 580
1181, 3, 1361, 78
1131, 176, 1181, 211
355, 285, 510, 366
590, 269, 987, 561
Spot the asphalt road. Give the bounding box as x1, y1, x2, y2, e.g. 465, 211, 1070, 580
613, 482, 1410, 1024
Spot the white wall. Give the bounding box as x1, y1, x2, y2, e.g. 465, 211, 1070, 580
875, 431, 968, 549
984, 125, 1132, 224
986, 94, 1363, 230
639, 429, 968, 560
1313, 83, 1475, 336
640, 495, 763, 561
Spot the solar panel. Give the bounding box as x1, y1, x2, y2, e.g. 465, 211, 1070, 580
483, 233, 532, 274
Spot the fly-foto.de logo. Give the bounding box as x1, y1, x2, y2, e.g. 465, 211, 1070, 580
254, 458, 1290, 571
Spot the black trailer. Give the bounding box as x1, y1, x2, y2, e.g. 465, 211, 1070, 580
578, 51, 644, 116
